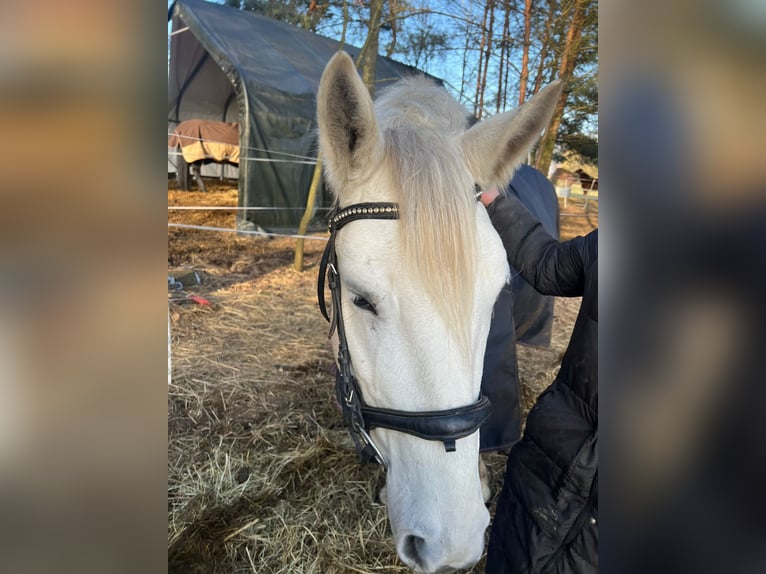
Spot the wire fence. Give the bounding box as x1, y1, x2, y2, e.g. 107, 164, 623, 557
167, 222, 328, 241
168, 206, 332, 212
167, 132, 318, 163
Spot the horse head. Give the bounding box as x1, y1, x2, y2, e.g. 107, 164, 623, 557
317, 51, 560, 573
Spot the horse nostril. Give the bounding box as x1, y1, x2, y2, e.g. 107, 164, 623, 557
399, 533, 467, 572
401, 534, 427, 569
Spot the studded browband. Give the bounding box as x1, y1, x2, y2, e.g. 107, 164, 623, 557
329, 202, 400, 231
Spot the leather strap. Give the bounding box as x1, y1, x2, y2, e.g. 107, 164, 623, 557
317, 231, 336, 324
330, 202, 399, 231
361, 395, 492, 452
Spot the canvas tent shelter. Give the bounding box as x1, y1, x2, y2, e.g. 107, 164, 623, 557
168, 0, 431, 231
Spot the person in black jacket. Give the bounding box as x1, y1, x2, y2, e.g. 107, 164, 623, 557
479, 165, 560, 454
480, 177, 598, 574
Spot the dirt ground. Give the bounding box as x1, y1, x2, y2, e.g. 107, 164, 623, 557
168, 179, 597, 573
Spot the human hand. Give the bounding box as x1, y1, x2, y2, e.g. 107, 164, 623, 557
479, 187, 500, 207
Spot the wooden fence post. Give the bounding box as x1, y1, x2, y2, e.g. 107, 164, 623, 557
294, 155, 323, 272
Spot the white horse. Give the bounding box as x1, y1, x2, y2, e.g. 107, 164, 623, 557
317, 51, 560, 573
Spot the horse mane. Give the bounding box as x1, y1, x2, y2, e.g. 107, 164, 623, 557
375, 77, 477, 351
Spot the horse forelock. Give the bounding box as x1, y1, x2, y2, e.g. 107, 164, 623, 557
376, 78, 477, 352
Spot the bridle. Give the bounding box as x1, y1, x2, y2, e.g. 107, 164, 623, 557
317, 202, 492, 468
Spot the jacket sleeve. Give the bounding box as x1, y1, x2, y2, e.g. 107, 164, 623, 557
486, 192, 596, 297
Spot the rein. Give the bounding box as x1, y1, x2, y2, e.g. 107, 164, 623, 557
317, 202, 492, 468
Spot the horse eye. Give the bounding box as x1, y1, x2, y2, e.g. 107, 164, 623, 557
352, 295, 377, 314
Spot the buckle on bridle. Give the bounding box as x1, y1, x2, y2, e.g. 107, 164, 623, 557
355, 423, 387, 468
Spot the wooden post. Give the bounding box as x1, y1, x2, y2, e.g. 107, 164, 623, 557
177, 152, 190, 191
293, 155, 323, 272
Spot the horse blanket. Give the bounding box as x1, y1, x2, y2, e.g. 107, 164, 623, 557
575, 168, 599, 193
168, 120, 240, 164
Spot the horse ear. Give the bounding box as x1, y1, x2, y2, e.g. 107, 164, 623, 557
317, 51, 382, 196
460, 81, 562, 189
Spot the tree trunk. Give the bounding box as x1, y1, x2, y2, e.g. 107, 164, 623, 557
385, 0, 398, 57
531, 0, 557, 97
459, 21, 472, 104
535, 0, 586, 175
339, 0, 349, 48
478, 0, 496, 119
473, 1, 490, 118
518, 0, 533, 106
358, 0, 384, 95
496, 0, 511, 113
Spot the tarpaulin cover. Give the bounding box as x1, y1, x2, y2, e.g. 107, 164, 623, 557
168, 0, 432, 231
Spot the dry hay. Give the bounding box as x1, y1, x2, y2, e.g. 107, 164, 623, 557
168, 181, 594, 573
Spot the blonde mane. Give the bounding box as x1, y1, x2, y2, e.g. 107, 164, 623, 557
375, 78, 477, 351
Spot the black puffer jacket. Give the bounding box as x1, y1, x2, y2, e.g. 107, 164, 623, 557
484, 191, 598, 574
481, 165, 560, 452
